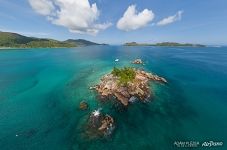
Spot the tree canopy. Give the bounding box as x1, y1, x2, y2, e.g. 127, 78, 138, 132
112, 67, 136, 85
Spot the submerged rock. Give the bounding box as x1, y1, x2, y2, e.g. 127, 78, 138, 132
94, 68, 167, 106
79, 101, 89, 110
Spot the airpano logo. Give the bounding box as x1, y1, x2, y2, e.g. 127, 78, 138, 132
174, 141, 199, 148
174, 140, 224, 148
202, 141, 223, 147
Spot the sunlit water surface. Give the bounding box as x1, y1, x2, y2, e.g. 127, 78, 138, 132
0, 46, 226, 150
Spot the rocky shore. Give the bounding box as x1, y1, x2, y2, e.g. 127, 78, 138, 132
93, 68, 167, 106
79, 101, 89, 110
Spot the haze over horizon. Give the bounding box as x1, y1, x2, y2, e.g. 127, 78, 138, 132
0, 0, 227, 45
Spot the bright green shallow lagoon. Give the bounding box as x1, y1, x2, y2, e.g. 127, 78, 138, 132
0, 46, 227, 150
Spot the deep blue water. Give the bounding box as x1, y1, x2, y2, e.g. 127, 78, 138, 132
0, 46, 226, 150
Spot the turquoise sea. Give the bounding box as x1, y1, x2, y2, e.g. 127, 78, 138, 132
0, 46, 226, 150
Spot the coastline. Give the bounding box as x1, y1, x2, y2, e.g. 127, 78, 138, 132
0, 45, 207, 50
123, 42, 206, 47
0, 46, 106, 49
123, 45, 207, 48
0, 45, 108, 50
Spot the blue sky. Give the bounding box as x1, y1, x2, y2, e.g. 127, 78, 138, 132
0, 0, 227, 45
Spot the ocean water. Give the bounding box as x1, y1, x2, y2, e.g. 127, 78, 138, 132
0, 46, 226, 150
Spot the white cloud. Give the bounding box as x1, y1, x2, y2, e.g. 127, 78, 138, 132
28, 0, 55, 16
157, 10, 183, 26
117, 5, 155, 31
28, 0, 111, 35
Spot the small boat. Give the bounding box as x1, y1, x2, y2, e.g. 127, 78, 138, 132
115, 59, 119, 62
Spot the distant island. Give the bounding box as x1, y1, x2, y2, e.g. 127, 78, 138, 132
0, 31, 106, 48
124, 42, 206, 47
0, 31, 206, 48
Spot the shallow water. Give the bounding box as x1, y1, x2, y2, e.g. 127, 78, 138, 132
0, 46, 226, 150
